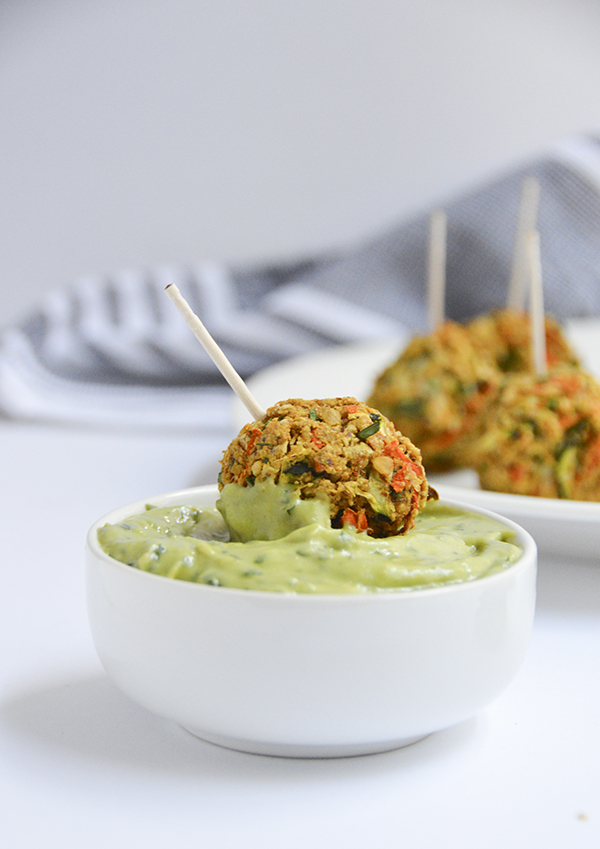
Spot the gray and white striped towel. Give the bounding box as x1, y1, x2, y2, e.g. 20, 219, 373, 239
2, 134, 600, 430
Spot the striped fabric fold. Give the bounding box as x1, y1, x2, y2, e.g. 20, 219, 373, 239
2, 134, 600, 430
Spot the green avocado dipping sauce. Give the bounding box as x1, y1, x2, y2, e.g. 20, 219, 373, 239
97, 480, 522, 594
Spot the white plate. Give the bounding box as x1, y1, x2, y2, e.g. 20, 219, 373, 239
232, 318, 600, 560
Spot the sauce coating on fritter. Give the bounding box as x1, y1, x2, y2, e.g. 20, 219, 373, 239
472, 368, 600, 500
367, 322, 500, 472
219, 397, 433, 537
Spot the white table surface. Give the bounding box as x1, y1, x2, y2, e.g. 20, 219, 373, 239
1, 418, 599, 849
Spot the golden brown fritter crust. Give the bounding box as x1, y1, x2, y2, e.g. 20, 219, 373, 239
219, 397, 431, 536
472, 368, 600, 500
467, 309, 579, 373
367, 322, 501, 472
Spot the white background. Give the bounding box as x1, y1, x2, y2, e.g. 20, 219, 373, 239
3, 0, 600, 324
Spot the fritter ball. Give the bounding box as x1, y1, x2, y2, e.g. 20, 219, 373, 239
472, 368, 600, 500
467, 308, 579, 374
219, 397, 433, 537
367, 321, 501, 472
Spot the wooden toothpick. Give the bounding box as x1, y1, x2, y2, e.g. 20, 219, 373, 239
164, 283, 266, 421
507, 176, 541, 311
427, 208, 447, 332
527, 229, 548, 378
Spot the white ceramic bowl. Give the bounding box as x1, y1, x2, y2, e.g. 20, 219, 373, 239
86, 485, 537, 758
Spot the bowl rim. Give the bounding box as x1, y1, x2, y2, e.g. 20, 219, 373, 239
86, 484, 537, 602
